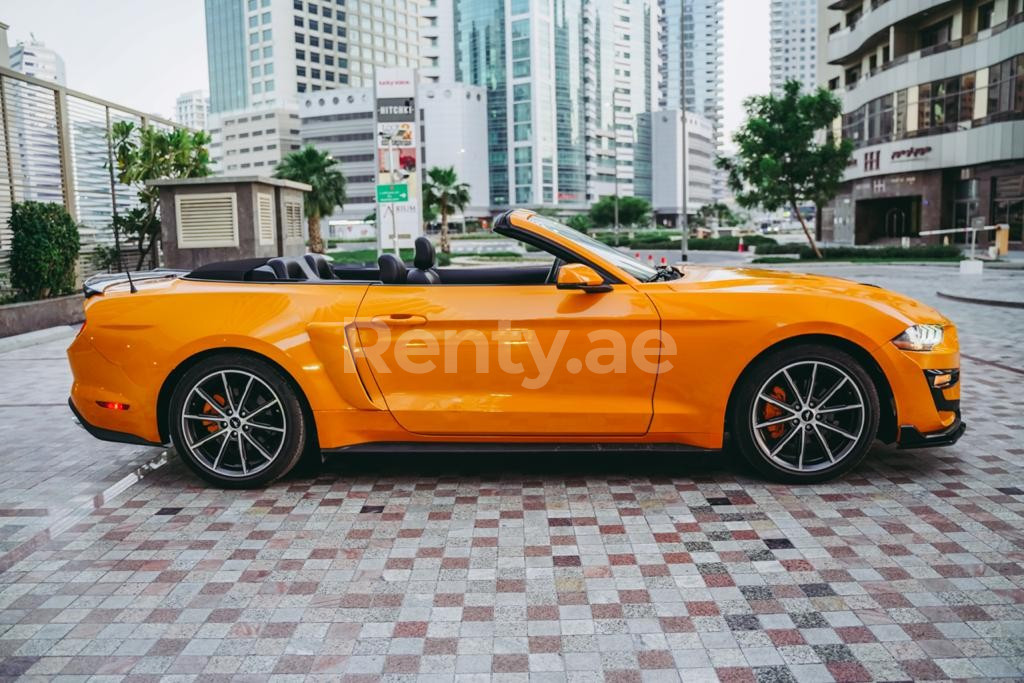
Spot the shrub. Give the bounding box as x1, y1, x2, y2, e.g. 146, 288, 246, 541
803, 245, 962, 260
9, 201, 80, 301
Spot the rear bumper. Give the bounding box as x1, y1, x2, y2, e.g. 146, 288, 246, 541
898, 411, 966, 449
68, 397, 164, 448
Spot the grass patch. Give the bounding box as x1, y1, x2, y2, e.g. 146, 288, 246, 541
454, 251, 526, 261
328, 248, 451, 266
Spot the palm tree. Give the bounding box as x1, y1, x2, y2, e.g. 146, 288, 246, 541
274, 146, 346, 254
423, 166, 470, 254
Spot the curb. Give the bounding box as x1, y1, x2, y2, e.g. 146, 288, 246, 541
0, 324, 80, 353
936, 291, 1024, 309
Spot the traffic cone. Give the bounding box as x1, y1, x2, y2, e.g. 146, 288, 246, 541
660, 256, 667, 265
635, 252, 640, 259
738, 236, 745, 252
647, 254, 654, 264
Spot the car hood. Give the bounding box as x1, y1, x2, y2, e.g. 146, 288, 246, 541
669, 265, 950, 326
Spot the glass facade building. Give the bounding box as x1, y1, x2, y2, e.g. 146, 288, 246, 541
206, 0, 250, 114
660, 0, 723, 151
455, 0, 657, 208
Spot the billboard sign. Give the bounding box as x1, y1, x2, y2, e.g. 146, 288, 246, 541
375, 68, 422, 253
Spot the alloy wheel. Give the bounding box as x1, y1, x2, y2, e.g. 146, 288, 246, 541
179, 370, 287, 479
750, 360, 866, 473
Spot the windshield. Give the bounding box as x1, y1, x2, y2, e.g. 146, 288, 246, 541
527, 215, 661, 282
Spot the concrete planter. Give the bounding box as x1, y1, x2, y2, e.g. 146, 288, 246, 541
0, 294, 85, 338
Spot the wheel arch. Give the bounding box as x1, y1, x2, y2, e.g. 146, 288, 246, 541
156, 347, 318, 449
724, 333, 898, 444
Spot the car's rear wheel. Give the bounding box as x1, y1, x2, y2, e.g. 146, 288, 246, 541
169, 353, 307, 488
731, 344, 879, 483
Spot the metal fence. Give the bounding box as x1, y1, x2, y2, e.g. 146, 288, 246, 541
0, 66, 180, 286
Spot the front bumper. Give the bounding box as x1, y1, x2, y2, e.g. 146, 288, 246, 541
898, 411, 966, 449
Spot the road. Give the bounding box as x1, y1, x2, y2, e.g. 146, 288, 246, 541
0, 263, 1020, 680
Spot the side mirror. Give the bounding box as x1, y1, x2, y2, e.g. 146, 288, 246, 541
556, 263, 612, 293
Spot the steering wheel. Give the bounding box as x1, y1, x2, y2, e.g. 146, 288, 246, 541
546, 257, 564, 285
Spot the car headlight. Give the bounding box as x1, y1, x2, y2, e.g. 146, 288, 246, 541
892, 324, 944, 352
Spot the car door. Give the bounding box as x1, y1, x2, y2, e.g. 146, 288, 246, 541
351, 281, 661, 436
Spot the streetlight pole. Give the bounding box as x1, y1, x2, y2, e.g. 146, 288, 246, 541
680, 46, 689, 262
613, 134, 619, 245
379, 130, 400, 257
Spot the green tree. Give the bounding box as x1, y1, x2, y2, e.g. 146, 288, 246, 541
717, 80, 853, 258
110, 121, 211, 269
9, 201, 80, 301
274, 145, 347, 254
565, 214, 594, 234
692, 202, 746, 229
422, 166, 470, 254
588, 195, 651, 229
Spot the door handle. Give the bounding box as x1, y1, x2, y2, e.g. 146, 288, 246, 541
371, 314, 427, 326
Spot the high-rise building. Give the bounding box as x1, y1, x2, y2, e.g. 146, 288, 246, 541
659, 0, 723, 150
637, 109, 715, 227
208, 108, 302, 174
9, 37, 66, 85
770, 0, 819, 94
296, 80, 489, 231
454, 0, 658, 209
205, 0, 423, 115
0, 22, 10, 70
584, 0, 661, 204
175, 90, 210, 130
819, 0, 1024, 247
420, 0, 455, 83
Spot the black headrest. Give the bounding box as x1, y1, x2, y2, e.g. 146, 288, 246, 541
413, 236, 436, 270
304, 253, 337, 279
377, 254, 407, 284
268, 257, 314, 280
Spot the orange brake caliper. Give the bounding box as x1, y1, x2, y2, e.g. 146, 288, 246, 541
762, 386, 789, 439
201, 394, 228, 434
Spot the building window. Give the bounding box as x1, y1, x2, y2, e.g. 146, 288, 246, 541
919, 18, 952, 50
978, 2, 995, 31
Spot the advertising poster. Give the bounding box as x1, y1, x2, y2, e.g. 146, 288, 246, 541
374, 68, 422, 253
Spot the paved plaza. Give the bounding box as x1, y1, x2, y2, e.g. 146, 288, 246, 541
0, 263, 1021, 681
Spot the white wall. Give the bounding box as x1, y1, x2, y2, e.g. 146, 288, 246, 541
419, 82, 491, 216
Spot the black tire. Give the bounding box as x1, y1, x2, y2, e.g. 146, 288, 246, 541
730, 344, 879, 484
169, 353, 308, 488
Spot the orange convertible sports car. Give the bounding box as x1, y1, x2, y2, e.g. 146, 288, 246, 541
68, 209, 964, 487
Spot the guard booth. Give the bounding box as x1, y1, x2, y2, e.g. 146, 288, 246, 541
148, 176, 311, 270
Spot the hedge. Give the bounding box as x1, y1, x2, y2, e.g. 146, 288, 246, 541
8, 201, 81, 301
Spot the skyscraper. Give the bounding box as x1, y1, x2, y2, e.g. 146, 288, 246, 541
420, 0, 455, 83
769, 0, 818, 95
454, 0, 658, 208
205, 0, 423, 115
659, 0, 723, 151
9, 37, 66, 85
175, 90, 210, 130
584, 0, 661, 203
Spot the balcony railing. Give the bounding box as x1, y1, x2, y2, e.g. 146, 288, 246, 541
0, 66, 182, 280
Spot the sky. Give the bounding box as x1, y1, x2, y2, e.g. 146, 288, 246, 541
3, 0, 770, 146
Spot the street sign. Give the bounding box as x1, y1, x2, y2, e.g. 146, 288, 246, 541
376, 184, 409, 203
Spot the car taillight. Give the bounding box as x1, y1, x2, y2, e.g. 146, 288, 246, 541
96, 401, 129, 411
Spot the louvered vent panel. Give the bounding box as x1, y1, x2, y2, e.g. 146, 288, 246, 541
284, 201, 303, 240
257, 192, 275, 245
176, 193, 238, 248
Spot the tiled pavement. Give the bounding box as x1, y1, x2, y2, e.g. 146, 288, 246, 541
0, 264, 1022, 681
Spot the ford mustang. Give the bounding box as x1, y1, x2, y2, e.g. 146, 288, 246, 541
68, 209, 964, 487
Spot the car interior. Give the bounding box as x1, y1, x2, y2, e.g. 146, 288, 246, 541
186, 236, 563, 286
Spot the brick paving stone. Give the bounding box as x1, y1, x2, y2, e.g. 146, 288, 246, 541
0, 265, 1022, 680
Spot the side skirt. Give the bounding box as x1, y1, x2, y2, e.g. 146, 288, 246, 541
323, 442, 718, 456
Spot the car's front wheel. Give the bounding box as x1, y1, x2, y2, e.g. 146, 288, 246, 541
731, 344, 880, 483
169, 353, 308, 488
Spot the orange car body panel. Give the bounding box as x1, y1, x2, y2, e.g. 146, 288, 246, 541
68, 209, 960, 451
